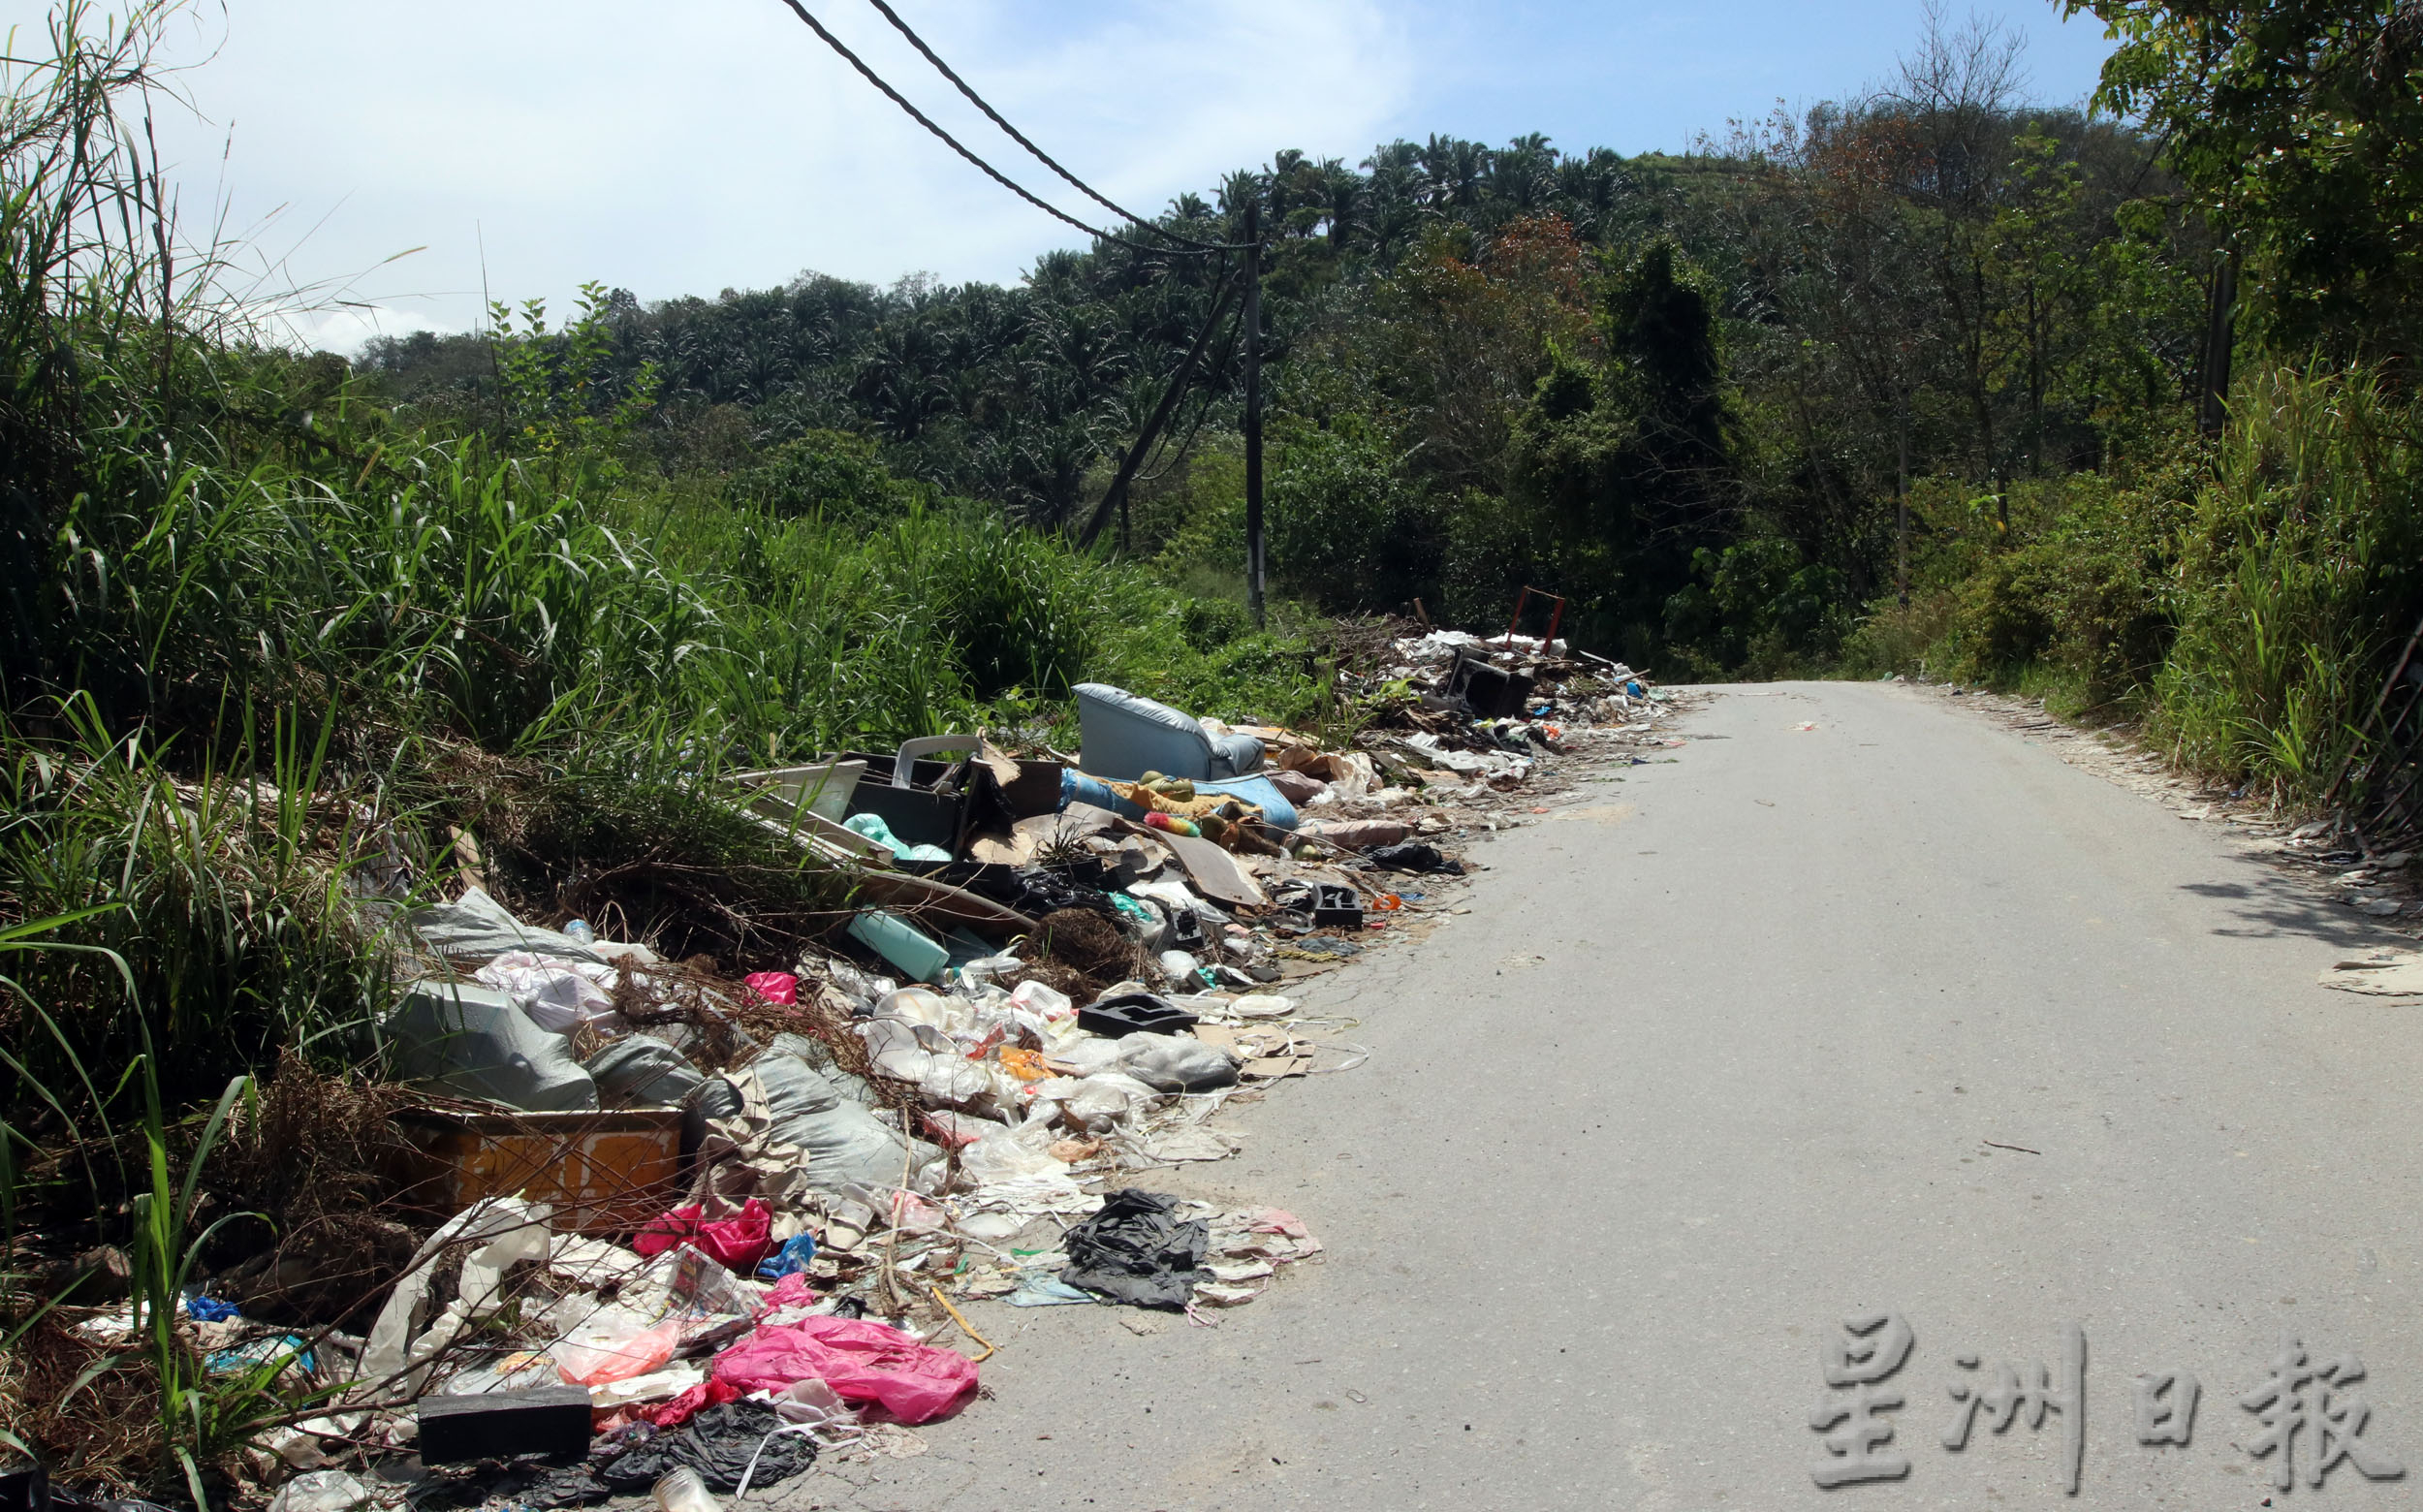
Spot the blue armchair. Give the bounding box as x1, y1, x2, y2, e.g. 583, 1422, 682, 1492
1073, 683, 1265, 781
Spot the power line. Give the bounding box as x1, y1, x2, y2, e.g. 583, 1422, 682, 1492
860, 0, 1239, 253
770, 0, 1238, 259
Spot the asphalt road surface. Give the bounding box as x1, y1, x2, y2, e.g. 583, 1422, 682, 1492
789, 680, 2423, 1511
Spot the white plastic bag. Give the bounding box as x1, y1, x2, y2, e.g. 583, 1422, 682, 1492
267, 1470, 370, 1512
759, 1376, 860, 1439
960, 1117, 1063, 1185
1058, 1071, 1164, 1133
1009, 979, 1073, 1020
1115, 1032, 1241, 1092
356, 1197, 553, 1400
475, 950, 618, 1032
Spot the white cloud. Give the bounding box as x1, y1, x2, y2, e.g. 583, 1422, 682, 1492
124, 0, 1413, 348
16, 0, 2103, 351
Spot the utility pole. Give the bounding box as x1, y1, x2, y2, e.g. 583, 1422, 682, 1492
2198, 249, 2240, 437
1243, 201, 1265, 628
1895, 386, 1910, 610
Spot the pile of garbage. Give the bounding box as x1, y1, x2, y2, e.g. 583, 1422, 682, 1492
40, 635, 1683, 1506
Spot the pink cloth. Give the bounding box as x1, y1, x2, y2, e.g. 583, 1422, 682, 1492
633, 1200, 774, 1273
744, 971, 799, 1006
645, 1377, 742, 1429
711, 1314, 978, 1424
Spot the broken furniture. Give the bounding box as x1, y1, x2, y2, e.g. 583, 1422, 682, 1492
1073, 683, 1266, 781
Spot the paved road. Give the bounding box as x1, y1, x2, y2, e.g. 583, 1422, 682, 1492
796, 680, 2423, 1511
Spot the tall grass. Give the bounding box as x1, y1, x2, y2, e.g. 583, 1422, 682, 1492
0, 2, 1330, 1101
2150, 364, 2423, 801
0, 699, 399, 1118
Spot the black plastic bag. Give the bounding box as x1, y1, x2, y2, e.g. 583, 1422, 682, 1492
1059, 1189, 1210, 1309
1367, 841, 1461, 874
599, 1401, 816, 1495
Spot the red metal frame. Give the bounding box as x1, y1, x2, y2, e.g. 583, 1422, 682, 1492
1500, 586, 1566, 651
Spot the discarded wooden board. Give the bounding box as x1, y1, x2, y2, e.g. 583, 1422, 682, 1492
1158, 831, 1267, 907
850, 867, 1039, 934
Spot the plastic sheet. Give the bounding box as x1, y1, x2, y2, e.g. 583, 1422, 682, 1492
407, 887, 610, 966
960, 1118, 1067, 1186
1008, 979, 1074, 1020
743, 1045, 936, 1193
382, 981, 597, 1112
357, 1197, 554, 1398
1113, 1032, 1241, 1092
711, 1315, 978, 1424
551, 1306, 682, 1386
586, 1035, 706, 1108
743, 971, 799, 1006
599, 1400, 816, 1494
1058, 1188, 1210, 1309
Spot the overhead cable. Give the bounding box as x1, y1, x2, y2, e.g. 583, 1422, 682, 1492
771, 0, 1238, 258
860, 0, 1242, 252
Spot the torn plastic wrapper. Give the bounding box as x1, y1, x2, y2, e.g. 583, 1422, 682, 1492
473, 950, 619, 1032
550, 1304, 682, 1386
354, 1196, 553, 1402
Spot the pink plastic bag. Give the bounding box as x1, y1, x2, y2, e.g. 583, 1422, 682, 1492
552, 1313, 683, 1386
744, 971, 799, 1006
634, 1200, 774, 1273
712, 1315, 978, 1424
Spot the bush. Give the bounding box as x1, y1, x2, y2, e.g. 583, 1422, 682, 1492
1839, 472, 2180, 709
729, 429, 918, 527
1266, 428, 1441, 614
2151, 364, 2423, 798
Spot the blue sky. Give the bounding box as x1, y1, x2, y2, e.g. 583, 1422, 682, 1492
44, 0, 2119, 348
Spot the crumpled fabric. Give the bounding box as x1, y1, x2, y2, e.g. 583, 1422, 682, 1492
712, 1314, 978, 1424
1058, 1188, 1210, 1310
688, 1073, 818, 1213
634, 1199, 774, 1274
474, 950, 619, 1031
597, 1400, 816, 1494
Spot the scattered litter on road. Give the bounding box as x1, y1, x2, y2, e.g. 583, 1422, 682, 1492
2318, 951, 2423, 996
4, 624, 1708, 1506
